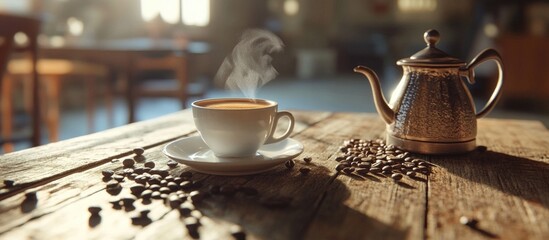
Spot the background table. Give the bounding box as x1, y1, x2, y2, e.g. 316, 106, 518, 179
0, 110, 548, 239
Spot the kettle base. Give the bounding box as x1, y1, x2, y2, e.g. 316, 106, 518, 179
387, 134, 476, 155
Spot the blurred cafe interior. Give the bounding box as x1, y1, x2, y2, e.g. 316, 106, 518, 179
1, 0, 548, 152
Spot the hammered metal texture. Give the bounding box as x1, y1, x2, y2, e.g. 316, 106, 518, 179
388, 66, 476, 142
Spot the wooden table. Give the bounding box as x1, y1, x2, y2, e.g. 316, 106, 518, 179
1, 110, 548, 239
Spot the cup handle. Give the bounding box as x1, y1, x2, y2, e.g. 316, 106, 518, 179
265, 111, 295, 144
461, 48, 504, 119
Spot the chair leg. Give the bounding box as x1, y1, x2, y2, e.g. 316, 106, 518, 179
1, 75, 14, 152
45, 76, 61, 142
86, 77, 95, 133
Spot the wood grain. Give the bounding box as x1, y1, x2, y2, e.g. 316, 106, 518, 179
426, 118, 549, 240
0, 111, 331, 239
1, 110, 549, 239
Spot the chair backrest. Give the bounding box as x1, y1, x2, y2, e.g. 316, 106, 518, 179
0, 13, 41, 146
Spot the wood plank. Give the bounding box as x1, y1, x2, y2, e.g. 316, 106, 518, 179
427, 118, 549, 240
0, 111, 332, 239
304, 113, 427, 240
0, 111, 195, 199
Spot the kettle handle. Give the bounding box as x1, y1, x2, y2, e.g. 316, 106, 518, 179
462, 48, 504, 119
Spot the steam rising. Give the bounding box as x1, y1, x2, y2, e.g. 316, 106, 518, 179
215, 29, 284, 98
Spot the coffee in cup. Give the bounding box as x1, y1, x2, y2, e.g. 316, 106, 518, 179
192, 98, 295, 157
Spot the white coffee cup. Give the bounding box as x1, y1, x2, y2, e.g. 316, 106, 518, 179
192, 98, 295, 157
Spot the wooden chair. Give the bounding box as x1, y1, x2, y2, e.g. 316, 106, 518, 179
0, 13, 41, 151
1, 14, 110, 152
131, 52, 206, 115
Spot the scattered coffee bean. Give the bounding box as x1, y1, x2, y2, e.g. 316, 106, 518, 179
230, 225, 246, 240
184, 217, 200, 231
3, 179, 15, 188
101, 170, 114, 178
180, 181, 193, 190
113, 174, 125, 182
133, 147, 145, 156
299, 167, 311, 175
130, 184, 146, 196
285, 160, 295, 169
167, 160, 178, 168
121, 196, 137, 206
151, 191, 162, 199
122, 158, 135, 168
335, 156, 345, 161
88, 206, 102, 215
189, 190, 206, 203
356, 168, 369, 175
159, 187, 171, 194
167, 182, 179, 191
168, 194, 182, 208
149, 184, 161, 191
106, 180, 120, 189
150, 169, 169, 178
391, 173, 403, 181
109, 199, 122, 209
460, 216, 478, 227
406, 171, 416, 177
141, 189, 153, 199
342, 167, 354, 174
303, 157, 312, 163
335, 163, 347, 172
178, 202, 195, 216
133, 155, 146, 162
24, 191, 37, 201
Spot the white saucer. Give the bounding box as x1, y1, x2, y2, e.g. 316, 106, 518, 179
162, 136, 304, 176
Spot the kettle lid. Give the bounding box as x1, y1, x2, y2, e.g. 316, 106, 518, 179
397, 29, 466, 66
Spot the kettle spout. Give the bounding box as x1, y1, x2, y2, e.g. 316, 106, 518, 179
353, 66, 395, 124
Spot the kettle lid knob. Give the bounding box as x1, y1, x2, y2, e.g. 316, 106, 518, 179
424, 29, 440, 47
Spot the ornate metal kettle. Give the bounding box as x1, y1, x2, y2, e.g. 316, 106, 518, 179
354, 29, 503, 154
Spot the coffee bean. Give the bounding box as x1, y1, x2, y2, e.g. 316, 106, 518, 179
382, 170, 392, 175
159, 187, 171, 194
230, 225, 246, 240
140, 209, 151, 218
369, 167, 381, 172
141, 189, 153, 199
342, 167, 354, 174
285, 160, 295, 169
123, 168, 134, 175
459, 216, 478, 227
135, 176, 147, 184
382, 166, 392, 171
121, 196, 137, 206
335, 163, 346, 171
101, 170, 114, 178
335, 156, 345, 162
160, 179, 168, 186
133, 155, 146, 162
122, 158, 135, 168
189, 190, 206, 203
179, 171, 193, 179
167, 160, 178, 168
173, 177, 183, 184
106, 180, 120, 189
356, 168, 369, 175
113, 174, 125, 182
180, 181, 193, 190
178, 202, 195, 216
148, 184, 160, 191
358, 163, 371, 168
2, 179, 15, 188
168, 194, 182, 208
130, 184, 146, 196
142, 167, 152, 173
88, 206, 102, 215
167, 182, 179, 191
476, 145, 488, 152
404, 157, 413, 162
299, 167, 311, 175
184, 217, 200, 231
131, 215, 151, 226
190, 209, 202, 219
391, 173, 403, 181
151, 191, 162, 199
133, 147, 145, 156
148, 177, 161, 185
150, 169, 169, 178
403, 162, 416, 168
109, 199, 122, 209
406, 171, 416, 177
303, 157, 312, 163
